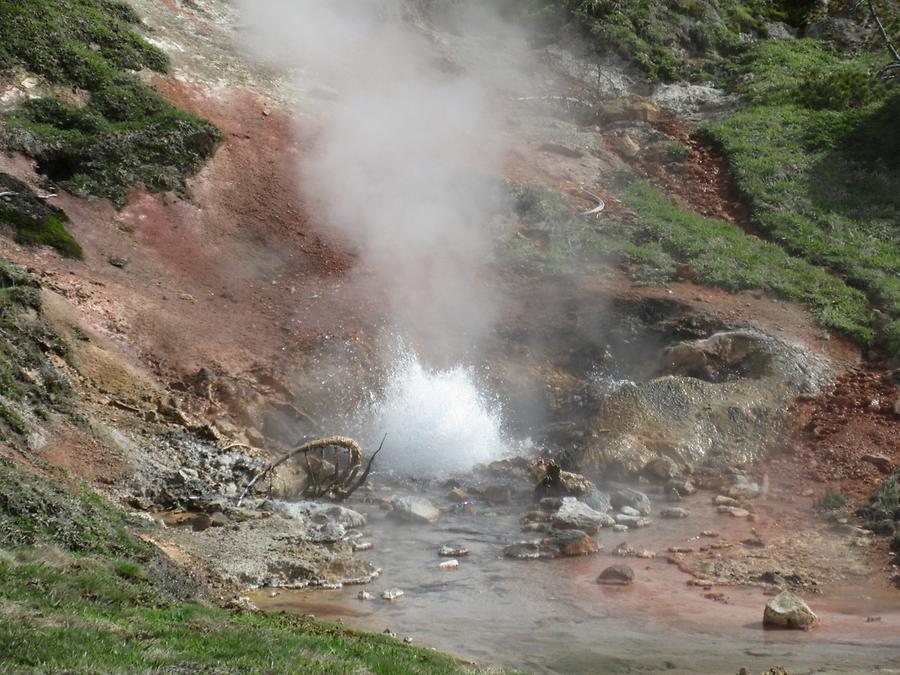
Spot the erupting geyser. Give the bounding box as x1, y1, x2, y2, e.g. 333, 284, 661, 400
369, 351, 508, 477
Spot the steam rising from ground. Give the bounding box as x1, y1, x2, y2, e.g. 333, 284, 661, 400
239, 0, 510, 356
369, 349, 508, 476
240, 0, 519, 473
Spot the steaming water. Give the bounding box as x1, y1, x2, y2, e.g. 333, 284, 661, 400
368, 352, 508, 477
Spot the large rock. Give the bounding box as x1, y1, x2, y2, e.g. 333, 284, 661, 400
763, 591, 820, 630
504, 529, 599, 560
611, 488, 652, 515
583, 490, 613, 513
597, 564, 634, 585
596, 95, 662, 124
578, 331, 830, 474
390, 496, 440, 524
552, 497, 613, 534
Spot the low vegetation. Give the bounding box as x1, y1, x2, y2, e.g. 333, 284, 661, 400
813, 489, 850, 513
506, 176, 874, 343
0, 0, 221, 208
0, 458, 468, 674
860, 470, 900, 536
702, 39, 900, 353
0, 259, 72, 442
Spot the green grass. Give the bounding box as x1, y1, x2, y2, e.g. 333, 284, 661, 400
506, 177, 874, 343
519, 0, 775, 81
702, 39, 900, 353
860, 470, 900, 535
0, 258, 73, 441
813, 489, 850, 513
0, 173, 82, 258
0, 0, 221, 207
0, 459, 469, 674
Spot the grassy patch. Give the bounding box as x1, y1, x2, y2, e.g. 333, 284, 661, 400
0, 258, 73, 441
813, 489, 850, 513
0, 460, 470, 674
0, 173, 81, 258
859, 470, 900, 536
505, 178, 874, 342
702, 40, 900, 353
0, 0, 221, 207
519, 0, 775, 81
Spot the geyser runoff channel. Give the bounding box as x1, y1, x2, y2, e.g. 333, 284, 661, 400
369, 351, 508, 477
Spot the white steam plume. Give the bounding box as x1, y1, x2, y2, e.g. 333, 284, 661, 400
239, 0, 520, 474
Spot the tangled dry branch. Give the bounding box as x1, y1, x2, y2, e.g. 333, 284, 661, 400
237, 435, 385, 505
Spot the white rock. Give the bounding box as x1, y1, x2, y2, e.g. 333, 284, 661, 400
381, 588, 405, 601
763, 591, 819, 630
438, 560, 459, 570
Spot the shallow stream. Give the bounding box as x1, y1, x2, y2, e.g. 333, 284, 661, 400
251, 485, 900, 674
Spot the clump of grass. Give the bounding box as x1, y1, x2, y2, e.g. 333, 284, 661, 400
0, 258, 74, 441
0, 173, 81, 258
860, 470, 900, 535
0, 0, 221, 207
703, 39, 900, 354
0, 459, 469, 673
813, 489, 850, 512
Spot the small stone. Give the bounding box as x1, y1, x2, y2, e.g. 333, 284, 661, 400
439, 543, 469, 557
448, 488, 469, 502
612, 524, 629, 532
636, 550, 656, 559
503, 529, 599, 560
611, 488, 652, 515
614, 514, 652, 528
357, 591, 373, 601
666, 478, 696, 496
381, 588, 405, 601
700, 530, 719, 538
210, 511, 230, 527
713, 495, 738, 506
763, 591, 819, 630
862, 454, 892, 472
717, 505, 750, 518
353, 541, 374, 552
438, 559, 459, 570
660, 507, 689, 519
619, 505, 641, 517
597, 564, 634, 585
613, 541, 636, 557
403, 636, 413, 644
668, 546, 693, 554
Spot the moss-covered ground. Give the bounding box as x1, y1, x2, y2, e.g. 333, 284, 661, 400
0, 0, 221, 216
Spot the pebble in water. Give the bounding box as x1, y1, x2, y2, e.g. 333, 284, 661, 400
382, 588, 405, 601
438, 559, 459, 570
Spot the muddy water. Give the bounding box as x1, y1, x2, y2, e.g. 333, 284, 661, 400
251, 488, 900, 674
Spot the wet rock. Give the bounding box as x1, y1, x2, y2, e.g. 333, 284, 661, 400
726, 474, 762, 499
611, 488, 652, 515
438, 559, 459, 570
381, 588, 405, 601
210, 511, 230, 527
439, 543, 469, 557
448, 487, 469, 502
713, 495, 739, 507
277, 502, 367, 529
523, 510, 553, 523
612, 541, 636, 557
483, 485, 512, 504
666, 478, 696, 497
552, 497, 612, 534
597, 565, 634, 585
503, 529, 599, 560
531, 459, 597, 498
618, 506, 641, 517
357, 591, 373, 601
642, 456, 680, 482
660, 507, 689, 519
539, 497, 563, 511
612, 524, 629, 532
353, 541, 373, 552
763, 591, 819, 630
583, 490, 612, 513
389, 496, 440, 524
614, 514, 652, 528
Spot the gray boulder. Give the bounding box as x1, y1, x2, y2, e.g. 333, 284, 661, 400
552, 497, 612, 534
611, 488, 652, 515
504, 529, 599, 560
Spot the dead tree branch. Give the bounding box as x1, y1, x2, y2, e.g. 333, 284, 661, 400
237, 434, 383, 505
857, 0, 900, 77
